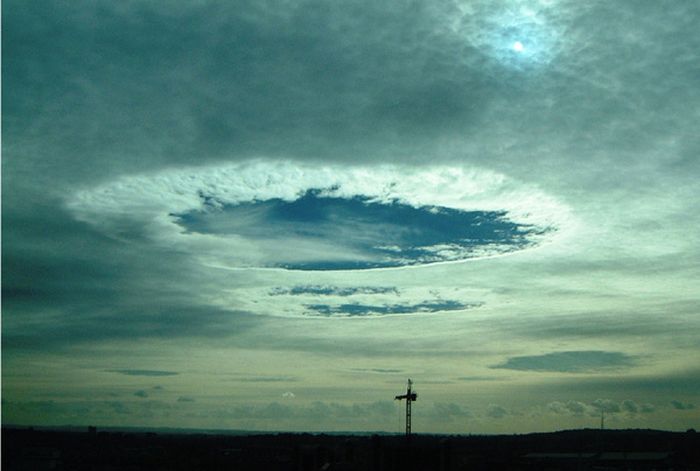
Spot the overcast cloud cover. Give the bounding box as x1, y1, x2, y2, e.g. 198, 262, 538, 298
3, 0, 700, 433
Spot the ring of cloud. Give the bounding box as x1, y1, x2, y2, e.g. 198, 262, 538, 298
68, 160, 571, 266
67, 160, 574, 317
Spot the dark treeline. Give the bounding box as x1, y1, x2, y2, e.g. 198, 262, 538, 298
3, 426, 699, 470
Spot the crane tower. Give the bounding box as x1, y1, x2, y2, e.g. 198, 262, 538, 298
394, 379, 417, 437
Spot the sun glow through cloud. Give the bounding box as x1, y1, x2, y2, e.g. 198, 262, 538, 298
451, 0, 562, 69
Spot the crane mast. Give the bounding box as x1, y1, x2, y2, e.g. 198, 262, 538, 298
394, 379, 417, 437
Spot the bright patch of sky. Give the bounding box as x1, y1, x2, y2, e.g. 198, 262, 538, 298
173, 192, 541, 270
448, 0, 563, 70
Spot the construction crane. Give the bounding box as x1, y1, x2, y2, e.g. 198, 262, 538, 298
395, 379, 417, 437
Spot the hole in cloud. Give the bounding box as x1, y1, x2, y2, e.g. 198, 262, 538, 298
172, 189, 547, 270
255, 284, 482, 318
67, 161, 572, 273
66, 162, 573, 317
304, 300, 481, 317
269, 285, 398, 297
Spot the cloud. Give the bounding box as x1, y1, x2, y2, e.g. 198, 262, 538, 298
67, 162, 572, 273
3, 0, 700, 434
224, 400, 396, 422
621, 399, 638, 414
3, 398, 185, 424
671, 400, 695, 410
109, 401, 130, 415
226, 283, 484, 319
432, 402, 472, 420
305, 300, 479, 317
3, 281, 257, 350
233, 376, 298, 383
107, 369, 179, 377
10, 0, 490, 163
351, 368, 403, 374
548, 400, 591, 416
486, 404, 508, 419
492, 351, 637, 373
457, 376, 505, 382
270, 285, 399, 297
544, 370, 700, 396
620, 400, 655, 414
591, 399, 621, 414
547, 399, 656, 417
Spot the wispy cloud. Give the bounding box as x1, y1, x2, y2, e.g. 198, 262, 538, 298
591, 399, 621, 413
107, 369, 179, 377
432, 402, 472, 420
457, 376, 506, 382
548, 399, 656, 417
350, 368, 403, 374
492, 351, 637, 373
486, 404, 508, 419
270, 285, 398, 297
548, 400, 590, 416
305, 300, 479, 317
233, 376, 298, 383
671, 400, 695, 410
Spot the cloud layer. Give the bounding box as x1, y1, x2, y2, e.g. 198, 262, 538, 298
493, 351, 638, 373
3, 0, 700, 433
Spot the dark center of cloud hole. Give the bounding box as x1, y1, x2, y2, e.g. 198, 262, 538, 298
172, 190, 543, 270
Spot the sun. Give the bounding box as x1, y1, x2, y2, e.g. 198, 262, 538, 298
512, 41, 525, 52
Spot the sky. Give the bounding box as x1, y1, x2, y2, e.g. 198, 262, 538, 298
2, 0, 700, 434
